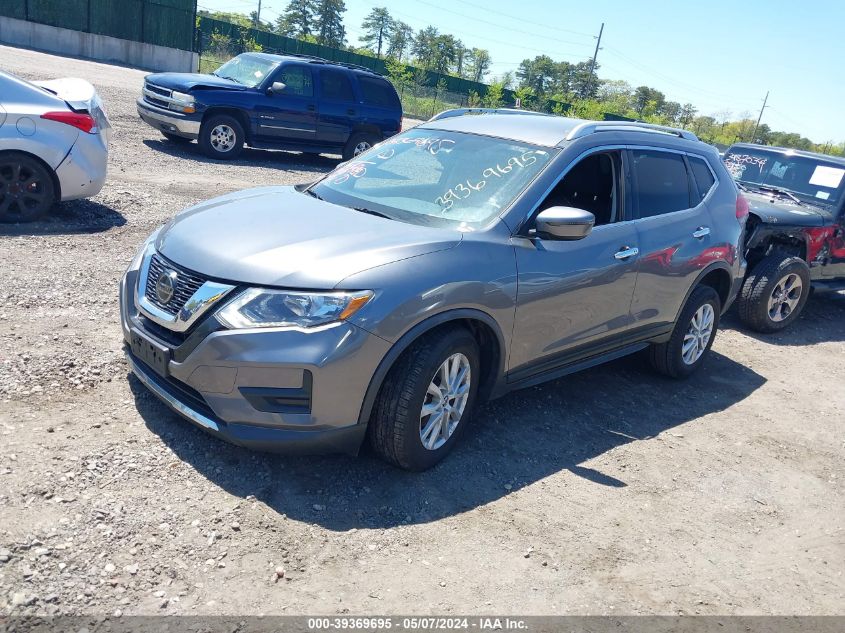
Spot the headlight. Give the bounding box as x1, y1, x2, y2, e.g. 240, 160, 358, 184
217, 289, 374, 329
170, 91, 196, 113
126, 227, 161, 273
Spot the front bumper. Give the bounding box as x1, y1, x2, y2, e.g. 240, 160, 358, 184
137, 97, 202, 139
120, 268, 391, 455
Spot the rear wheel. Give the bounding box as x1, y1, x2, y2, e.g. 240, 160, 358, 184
198, 115, 245, 160
649, 285, 721, 379
342, 132, 381, 161
0, 152, 56, 223
737, 253, 810, 332
368, 328, 480, 471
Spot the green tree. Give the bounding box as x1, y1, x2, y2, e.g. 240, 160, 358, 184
482, 81, 505, 108
360, 7, 393, 58
412, 26, 439, 69
466, 48, 491, 83
516, 55, 556, 95
198, 10, 253, 28
386, 21, 414, 62
275, 0, 316, 38
314, 0, 347, 47
385, 57, 412, 96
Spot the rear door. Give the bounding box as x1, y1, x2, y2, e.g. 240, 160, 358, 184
254, 64, 318, 142
315, 68, 356, 145
627, 148, 716, 330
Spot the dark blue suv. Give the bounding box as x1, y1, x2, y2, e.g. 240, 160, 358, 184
136, 53, 402, 160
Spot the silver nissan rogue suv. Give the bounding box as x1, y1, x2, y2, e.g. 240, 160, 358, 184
120, 110, 747, 470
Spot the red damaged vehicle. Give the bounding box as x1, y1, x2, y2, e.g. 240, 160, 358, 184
723, 143, 845, 332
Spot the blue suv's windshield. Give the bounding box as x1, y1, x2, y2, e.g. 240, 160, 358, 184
310, 129, 554, 229
212, 55, 277, 88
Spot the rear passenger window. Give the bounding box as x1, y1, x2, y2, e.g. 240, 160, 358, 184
359, 77, 398, 108
631, 150, 692, 218
278, 66, 313, 97
688, 156, 716, 200
320, 69, 353, 101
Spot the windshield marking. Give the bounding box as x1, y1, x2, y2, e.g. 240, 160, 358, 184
724, 153, 768, 179
436, 151, 541, 212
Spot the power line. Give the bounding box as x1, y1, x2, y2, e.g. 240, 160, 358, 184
449, 0, 597, 38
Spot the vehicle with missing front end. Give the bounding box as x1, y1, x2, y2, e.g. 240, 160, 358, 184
122, 110, 746, 470
723, 143, 845, 332
136, 52, 401, 161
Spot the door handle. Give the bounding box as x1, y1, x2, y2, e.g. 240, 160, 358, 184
693, 226, 711, 239
614, 246, 639, 260
307, 104, 316, 111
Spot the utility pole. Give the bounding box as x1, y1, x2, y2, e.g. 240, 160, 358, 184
253, 0, 262, 27
750, 91, 769, 143
586, 22, 604, 98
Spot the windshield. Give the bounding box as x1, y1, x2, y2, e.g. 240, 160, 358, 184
723, 146, 845, 206
310, 129, 554, 229
212, 55, 277, 87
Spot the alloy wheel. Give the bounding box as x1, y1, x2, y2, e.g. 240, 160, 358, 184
682, 303, 715, 365
353, 141, 371, 156
767, 273, 803, 322
0, 161, 50, 221
419, 353, 471, 451
210, 124, 237, 153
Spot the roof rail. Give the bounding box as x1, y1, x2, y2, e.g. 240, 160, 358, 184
274, 52, 382, 75
565, 121, 699, 141
429, 107, 552, 122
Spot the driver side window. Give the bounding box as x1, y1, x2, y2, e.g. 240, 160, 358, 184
538, 151, 621, 226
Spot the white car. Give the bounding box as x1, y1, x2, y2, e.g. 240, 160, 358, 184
0, 70, 111, 222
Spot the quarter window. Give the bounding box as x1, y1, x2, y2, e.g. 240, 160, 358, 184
320, 69, 353, 101
358, 76, 399, 108
631, 150, 692, 218
689, 156, 716, 201
277, 66, 313, 97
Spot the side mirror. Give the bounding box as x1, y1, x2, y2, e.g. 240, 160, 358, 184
534, 206, 595, 240
267, 81, 286, 95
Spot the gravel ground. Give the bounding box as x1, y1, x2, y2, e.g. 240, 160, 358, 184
0, 45, 844, 618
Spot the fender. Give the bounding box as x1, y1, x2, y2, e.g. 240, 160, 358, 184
356, 308, 507, 425
673, 260, 735, 325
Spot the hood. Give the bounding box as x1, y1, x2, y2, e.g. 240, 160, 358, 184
145, 72, 247, 92
743, 191, 832, 227
156, 186, 463, 288
33, 77, 98, 111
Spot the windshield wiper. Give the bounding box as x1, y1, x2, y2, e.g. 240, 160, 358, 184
753, 185, 803, 206
304, 188, 324, 201
218, 74, 243, 84
352, 206, 392, 219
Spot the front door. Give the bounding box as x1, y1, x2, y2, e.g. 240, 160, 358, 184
510, 150, 639, 378
254, 65, 318, 142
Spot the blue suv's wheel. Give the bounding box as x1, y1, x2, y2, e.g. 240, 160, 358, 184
343, 132, 381, 161
199, 115, 245, 160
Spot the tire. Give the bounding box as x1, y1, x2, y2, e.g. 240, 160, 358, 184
161, 131, 191, 144
368, 327, 480, 471
198, 115, 245, 160
649, 285, 721, 379
736, 253, 811, 333
0, 152, 56, 223
342, 132, 381, 161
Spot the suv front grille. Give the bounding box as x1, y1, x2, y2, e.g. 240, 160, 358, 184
144, 254, 207, 317
143, 82, 174, 109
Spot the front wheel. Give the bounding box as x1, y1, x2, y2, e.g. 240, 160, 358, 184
0, 152, 57, 223
736, 253, 811, 332
648, 285, 721, 379
368, 328, 480, 471
198, 115, 245, 160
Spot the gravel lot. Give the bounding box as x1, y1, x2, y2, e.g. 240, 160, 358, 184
1, 45, 844, 617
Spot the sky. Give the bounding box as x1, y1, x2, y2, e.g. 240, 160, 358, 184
198, 0, 845, 144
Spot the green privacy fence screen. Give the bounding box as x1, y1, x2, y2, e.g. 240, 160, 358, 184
1, 0, 197, 51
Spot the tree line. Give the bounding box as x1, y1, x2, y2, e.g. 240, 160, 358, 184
198, 3, 842, 154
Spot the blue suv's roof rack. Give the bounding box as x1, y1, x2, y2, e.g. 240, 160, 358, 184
279, 52, 382, 76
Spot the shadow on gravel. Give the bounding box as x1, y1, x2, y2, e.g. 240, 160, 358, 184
722, 289, 845, 346
0, 199, 126, 235
131, 349, 765, 531
142, 138, 342, 172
